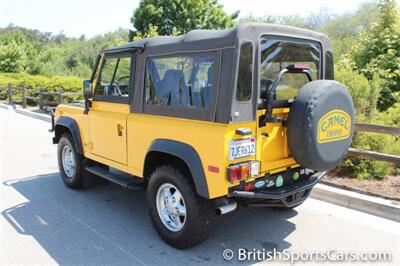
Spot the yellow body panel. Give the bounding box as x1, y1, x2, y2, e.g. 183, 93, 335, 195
88, 101, 129, 165
256, 108, 299, 172
56, 103, 298, 199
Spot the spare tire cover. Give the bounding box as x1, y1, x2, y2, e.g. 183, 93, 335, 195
287, 80, 355, 171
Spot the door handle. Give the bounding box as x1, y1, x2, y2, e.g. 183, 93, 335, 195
117, 124, 124, 136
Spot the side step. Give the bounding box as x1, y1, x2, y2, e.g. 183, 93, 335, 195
85, 166, 145, 191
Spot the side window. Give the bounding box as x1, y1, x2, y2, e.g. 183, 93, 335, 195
236, 41, 253, 102
325, 50, 334, 80
95, 55, 131, 99
145, 54, 215, 108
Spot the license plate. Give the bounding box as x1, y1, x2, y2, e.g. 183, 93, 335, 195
229, 138, 256, 160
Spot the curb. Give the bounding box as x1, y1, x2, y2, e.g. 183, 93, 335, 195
310, 183, 400, 222
15, 108, 51, 123
0, 103, 14, 110
0, 103, 51, 123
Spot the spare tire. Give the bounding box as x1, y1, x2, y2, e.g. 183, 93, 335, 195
287, 80, 355, 171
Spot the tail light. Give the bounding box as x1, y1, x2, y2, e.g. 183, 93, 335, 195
240, 164, 250, 179
228, 165, 241, 183
227, 161, 260, 183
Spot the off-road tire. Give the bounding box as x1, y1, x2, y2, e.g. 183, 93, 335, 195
57, 133, 84, 189
147, 165, 215, 249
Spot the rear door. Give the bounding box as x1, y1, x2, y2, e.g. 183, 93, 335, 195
256, 36, 322, 173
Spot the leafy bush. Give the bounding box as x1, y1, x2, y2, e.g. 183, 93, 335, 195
0, 72, 82, 92
339, 132, 396, 179
335, 59, 381, 118
335, 62, 399, 179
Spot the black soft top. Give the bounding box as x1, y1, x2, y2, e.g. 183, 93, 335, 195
101, 22, 332, 54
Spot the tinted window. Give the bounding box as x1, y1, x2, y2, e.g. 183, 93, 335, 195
145, 54, 215, 108
260, 37, 321, 101
95, 56, 131, 98
325, 50, 334, 80
236, 42, 253, 101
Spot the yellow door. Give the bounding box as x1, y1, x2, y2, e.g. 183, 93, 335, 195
89, 102, 129, 165
88, 53, 133, 165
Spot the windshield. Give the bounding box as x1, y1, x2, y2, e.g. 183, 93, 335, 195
260, 37, 321, 101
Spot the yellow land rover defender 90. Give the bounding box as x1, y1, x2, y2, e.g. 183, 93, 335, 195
51, 23, 355, 249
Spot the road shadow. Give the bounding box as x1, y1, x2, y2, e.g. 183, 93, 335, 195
2, 172, 297, 265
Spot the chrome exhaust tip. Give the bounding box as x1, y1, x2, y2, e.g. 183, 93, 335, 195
217, 201, 238, 215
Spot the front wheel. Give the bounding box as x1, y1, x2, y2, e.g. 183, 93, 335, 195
57, 133, 84, 189
147, 165, 215, 249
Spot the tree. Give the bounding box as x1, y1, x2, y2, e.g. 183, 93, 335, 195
319, 1, 379, 57
335, 58, 381, 119
351, 0, 400, 110
130, 0, 239, 38
130, 24, 160, 41
241, 14, 307, 28
240, 2, 380, 58
0, 31, 30, 73
0, 41, 25, 72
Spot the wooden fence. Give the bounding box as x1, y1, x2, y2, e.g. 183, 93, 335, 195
348, 123, 400, 163
0, 85, 81, 109
0, 85, 399, 163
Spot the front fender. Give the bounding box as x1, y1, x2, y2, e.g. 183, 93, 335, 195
53, 116, 83, 154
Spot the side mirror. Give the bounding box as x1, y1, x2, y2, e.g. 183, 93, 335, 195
83, 80, 93, 99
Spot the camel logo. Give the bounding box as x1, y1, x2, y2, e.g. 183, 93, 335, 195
318, 109, 351, 144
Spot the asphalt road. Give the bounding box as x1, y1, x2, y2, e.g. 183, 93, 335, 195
1, 107, 399, 265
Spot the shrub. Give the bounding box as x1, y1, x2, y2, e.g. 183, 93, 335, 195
335, 61, 399, 179
339, 132, 396, 179
0, 72, 82, 92
335, 60, 380, 118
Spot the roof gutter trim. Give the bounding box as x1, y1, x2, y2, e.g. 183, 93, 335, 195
100, 44, 145, 54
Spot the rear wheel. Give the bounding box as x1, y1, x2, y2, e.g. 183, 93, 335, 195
147, 165, 215, 249
57, 133, 84, 189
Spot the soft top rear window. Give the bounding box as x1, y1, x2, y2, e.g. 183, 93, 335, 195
259, 37, 321, 101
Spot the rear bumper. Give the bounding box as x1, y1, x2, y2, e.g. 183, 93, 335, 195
228, 171, 326, 207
